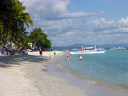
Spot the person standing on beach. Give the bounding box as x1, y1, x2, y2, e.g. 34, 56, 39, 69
2, 47, 7, 55
11, 49, 14, 55
67, 52, 71, 60
54, 50, 56, 56
0, 47, 2, 55
39, 49, 42, 57
49, 51, 52, 59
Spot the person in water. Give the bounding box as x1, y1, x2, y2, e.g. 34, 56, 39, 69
67, 52, 71, 60
78, 55, 82, 60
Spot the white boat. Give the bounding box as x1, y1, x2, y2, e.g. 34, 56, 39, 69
111, 47, 126, 50
70, 50, 105, 54
70, 45, 106, 54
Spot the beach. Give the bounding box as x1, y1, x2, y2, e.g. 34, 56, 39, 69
0, 51, 86, 96
0, 51, 128, 96
1, 0, 128, 96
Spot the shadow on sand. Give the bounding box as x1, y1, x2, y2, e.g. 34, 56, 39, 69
0, 54, 49, 68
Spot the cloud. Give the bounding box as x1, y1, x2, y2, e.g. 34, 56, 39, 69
19, 0, 128, 46
20, 0, 103, 20
48, 17, 128, 46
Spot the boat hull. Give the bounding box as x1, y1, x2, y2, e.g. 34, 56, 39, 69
70, 51, 105, 54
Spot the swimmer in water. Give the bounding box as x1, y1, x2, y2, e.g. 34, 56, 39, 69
78, 55, 82, 61
67, 52, 71, 60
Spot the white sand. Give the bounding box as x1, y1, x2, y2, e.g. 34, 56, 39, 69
28, 51, 63, 57
0, 59, 41, 96
0, 51, 87, 96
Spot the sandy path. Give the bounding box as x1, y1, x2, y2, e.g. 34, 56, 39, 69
0, 51, 86, 96
0, 58, 41, 96
25, 51, 87, 96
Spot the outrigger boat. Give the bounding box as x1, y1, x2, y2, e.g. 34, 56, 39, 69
70, 45, 105, 54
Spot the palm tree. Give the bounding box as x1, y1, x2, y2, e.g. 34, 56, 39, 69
0, 0, 33, 46
9, 0, 33, 43
0, 0, 9, 45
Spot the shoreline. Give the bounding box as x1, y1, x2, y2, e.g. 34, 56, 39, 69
0, 51, 128, 96
24, 51, 87, 96
58, 61, 128, 92
46, 52, 128, 96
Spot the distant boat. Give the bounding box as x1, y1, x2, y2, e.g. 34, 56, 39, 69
72, 48, 77, 50
84, 47, 94, 49
70, 45, 106, 54
111, 47, 126, 50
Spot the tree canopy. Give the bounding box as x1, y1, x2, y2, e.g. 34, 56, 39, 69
0, 0, 51, 49
0, 0, 32, 46
29, 28, 52, 49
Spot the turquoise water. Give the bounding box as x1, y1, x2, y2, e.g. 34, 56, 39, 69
62, 49, 128, 89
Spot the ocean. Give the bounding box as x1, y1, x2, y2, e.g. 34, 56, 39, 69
61, 49, 128, 90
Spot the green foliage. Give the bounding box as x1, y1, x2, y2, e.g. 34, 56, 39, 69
0, 0, 52, 49
13, 28, 30, 49
0, 0, 33, 48
29, 28, 51, 49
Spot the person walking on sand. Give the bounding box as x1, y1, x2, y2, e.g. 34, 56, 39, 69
54, 50, 56, 56
49, 51, 52, 59
39, 49, 42, 57
67, 52, 71, 60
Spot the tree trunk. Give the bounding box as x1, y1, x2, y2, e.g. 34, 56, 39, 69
10, 25, 15, 43
1, 23, 6, 45
0, 26, 3, 45
10, 22, 17, 43
5, 23, 8, 45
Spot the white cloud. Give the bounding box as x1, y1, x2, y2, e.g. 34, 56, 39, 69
48, 17, 128, 46
20, 0, 103, 20
19, 0, 128, 46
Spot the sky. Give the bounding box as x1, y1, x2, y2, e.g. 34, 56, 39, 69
19, 0, 128, 46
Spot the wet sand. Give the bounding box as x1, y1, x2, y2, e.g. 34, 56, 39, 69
45, 52, 128, 96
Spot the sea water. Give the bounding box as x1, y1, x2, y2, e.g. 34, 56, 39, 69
62, 49, 128, 90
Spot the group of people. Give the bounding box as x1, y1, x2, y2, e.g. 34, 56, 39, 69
0, 47, 15, 56
67, 52, 82, 61
39, 49, 56, 59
